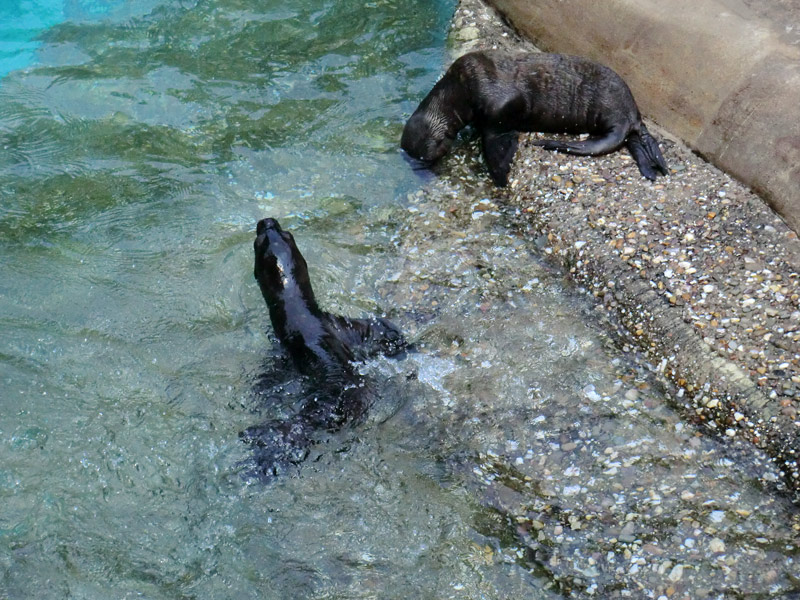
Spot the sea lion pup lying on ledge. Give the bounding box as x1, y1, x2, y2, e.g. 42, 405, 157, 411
243, 218, 406, 480
401, 51, 668, 186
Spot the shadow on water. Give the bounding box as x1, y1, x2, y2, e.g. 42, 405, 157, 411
1, 0, 799, 599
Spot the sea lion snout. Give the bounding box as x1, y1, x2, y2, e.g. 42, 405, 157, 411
256, 217, 280, 236
400, 113, 429, 159
255, 218, 295, 254
254, 218, 312, 308
254, 218, 295, 290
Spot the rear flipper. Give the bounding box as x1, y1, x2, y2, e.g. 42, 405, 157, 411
241, 385, 370, 482
481, 129, 520, 186
530, 123, 627, 157
626, 124, 668, 180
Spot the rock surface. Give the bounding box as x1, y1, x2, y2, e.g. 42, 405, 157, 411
445, 0, 800, 494
486, 0, 800, 234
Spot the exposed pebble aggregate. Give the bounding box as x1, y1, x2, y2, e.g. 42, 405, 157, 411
449, 0, 800, 493
372, 182, 800, 598
363, 0, 800, 596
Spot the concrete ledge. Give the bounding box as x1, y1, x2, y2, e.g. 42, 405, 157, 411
448, 0, 800, 496
487, 0, 800, 232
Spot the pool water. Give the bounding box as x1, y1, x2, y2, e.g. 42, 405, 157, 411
1, 1, 798, 598
1, 0, 62, 79
0, 1, 161, 79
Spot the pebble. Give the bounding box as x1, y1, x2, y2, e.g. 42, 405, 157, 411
619, 522, 636, 542
584, 385, 602, 401
668, 564, 684, 582
457, 26, 480, 41
709, 538, 726, 553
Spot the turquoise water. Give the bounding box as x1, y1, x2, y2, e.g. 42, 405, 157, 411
1, 0, 799, 598
1, 0, 63, 79
0, 1, 158, 79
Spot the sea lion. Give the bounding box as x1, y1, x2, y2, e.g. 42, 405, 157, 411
401, 51, 668, 186
244, 217, 406, 480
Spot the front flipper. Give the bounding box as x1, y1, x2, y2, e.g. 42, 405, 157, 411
531, 123, 627, 157
330, 315, 407, 359
481, 129, 519, 186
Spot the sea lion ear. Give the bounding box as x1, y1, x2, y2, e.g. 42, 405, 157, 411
481, 129, 519, 186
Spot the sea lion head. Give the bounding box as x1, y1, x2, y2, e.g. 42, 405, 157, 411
254, 218, 314, 305
400, 103, 456, 164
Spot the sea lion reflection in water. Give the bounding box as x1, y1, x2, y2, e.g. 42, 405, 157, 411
401, 51, 668, 185
243, 218, 407, 481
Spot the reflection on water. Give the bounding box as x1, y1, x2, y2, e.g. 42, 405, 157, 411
0, 0, 798, 599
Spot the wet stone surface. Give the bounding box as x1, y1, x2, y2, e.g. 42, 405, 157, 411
369, 1, 800, 595
447, 0, 800, 493
369, 178, 800, 598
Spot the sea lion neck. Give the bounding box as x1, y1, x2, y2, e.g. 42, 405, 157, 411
253, 219, 324, 344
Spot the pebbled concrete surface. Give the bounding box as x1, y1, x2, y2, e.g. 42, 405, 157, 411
485, 0, 800, 234
440, 0, 800, 496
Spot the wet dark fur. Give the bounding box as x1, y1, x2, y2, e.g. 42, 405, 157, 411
244, 218, 406, 480
401, 51, 668, 185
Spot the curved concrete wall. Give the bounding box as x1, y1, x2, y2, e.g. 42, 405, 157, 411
487, 0, 800, 231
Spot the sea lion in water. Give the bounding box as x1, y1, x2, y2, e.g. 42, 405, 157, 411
401, 51, 668, 186
244, 217, 406, 480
